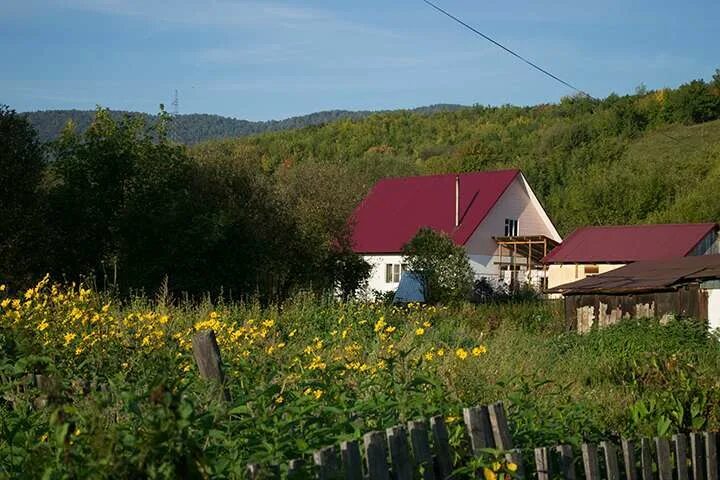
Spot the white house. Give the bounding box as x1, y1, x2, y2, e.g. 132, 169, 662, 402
349, 169, 562, 295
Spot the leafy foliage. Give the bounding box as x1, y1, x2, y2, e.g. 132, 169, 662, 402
402, 228, 474, 304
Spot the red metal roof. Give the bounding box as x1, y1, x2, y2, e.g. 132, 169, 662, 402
350, 169, 520, 253
542, 223, 718, 264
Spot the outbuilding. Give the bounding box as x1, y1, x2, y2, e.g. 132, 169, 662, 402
542, 223, 719, 291
549, 255, 720, 332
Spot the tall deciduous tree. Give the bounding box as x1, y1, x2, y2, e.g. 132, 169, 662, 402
0, 105, 46, 288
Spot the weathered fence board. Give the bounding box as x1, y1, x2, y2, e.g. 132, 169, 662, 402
387, 425, 413, 480
488, 402, 513, 450
364, 431, 390, 480
314, 445, 340, 480
534, 447, 550, 480
463, 405, 494, 453
621, 439, 638, 480
706, 431, 718, 480
340, 440, 362, 480
673, 433, 689, 480
655, 437, 672, 480
640, 437, 653, 480
691, 432, 706, 480
555, 444, 576, 480
408, 420, 434, 480
602, 441, 620, 480
429, 415, 453, 479
582, 443, 600, 480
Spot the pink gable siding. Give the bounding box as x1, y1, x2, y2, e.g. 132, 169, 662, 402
465, 175, 559, 255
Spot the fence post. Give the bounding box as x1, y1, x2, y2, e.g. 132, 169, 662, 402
463, 405, 494, 453
314, 445, 341, 480
408, 420, 435, 480
673, 434, 689, 480
191, 329, 230, 401
364, 431, 390, 480
341, 440, 363, 480
430, 415, 453, 479
581, 443, 600, 480
621, 439, 638, 480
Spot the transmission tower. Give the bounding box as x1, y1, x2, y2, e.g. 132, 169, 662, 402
171, 89, 179, 116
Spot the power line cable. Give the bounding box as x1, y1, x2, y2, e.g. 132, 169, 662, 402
422, 0, 682, 142
421, 0, 590, 97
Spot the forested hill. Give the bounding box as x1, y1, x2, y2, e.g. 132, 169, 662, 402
22, 104, 466, 144
191, 75, 720, 237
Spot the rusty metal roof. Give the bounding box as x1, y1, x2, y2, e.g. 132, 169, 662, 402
542, 223, 717, 264
549, 254, 720, 295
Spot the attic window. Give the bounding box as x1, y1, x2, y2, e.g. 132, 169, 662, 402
504, 218, 519, 237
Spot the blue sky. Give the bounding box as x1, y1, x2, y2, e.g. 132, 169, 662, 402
1, 0, 718, 121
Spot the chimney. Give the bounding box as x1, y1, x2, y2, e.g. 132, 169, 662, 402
455, 175, 460, 227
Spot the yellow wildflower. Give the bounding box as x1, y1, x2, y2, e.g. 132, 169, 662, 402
37, 321, 49, 332
472, 345, 487, 357
455, 348, 468, 360
483, 467, 497, 480
507, 462, 518, 472
1, 299, 9, 309
63, 332, 76, 345
491, 461, 501, 471
275, 395, 284, 405
374, 316, 386, 333
424, 351, 434, 361
313, 389, 324, 400
436, 348, 445, 357
423, 321, 431, 328
415, 327, 425, 336
0, 284, 5, 292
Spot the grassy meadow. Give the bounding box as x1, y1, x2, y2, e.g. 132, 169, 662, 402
2, 278, 720, 478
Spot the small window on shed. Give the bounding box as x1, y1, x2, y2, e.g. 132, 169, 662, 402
504, 218, 519, 237
584, 265, 599, 276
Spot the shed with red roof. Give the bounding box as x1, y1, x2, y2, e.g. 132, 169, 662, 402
350, 169, 561, 294
542, 223, 719, 291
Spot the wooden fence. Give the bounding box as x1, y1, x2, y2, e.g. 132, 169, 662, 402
192, 329, 719, 479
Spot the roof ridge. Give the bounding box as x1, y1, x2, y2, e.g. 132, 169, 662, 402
375, 168, 521, 183
575, 222, 717, 230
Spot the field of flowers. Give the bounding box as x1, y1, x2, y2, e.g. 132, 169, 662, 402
3, 277, 720, 479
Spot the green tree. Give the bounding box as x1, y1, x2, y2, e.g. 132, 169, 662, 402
0, 105, 46, 288
402, 228, 474, 304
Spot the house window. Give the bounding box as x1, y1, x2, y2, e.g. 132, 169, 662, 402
504, 218, 519, 237
584, 265, 599, 276
385, 264, 402, 283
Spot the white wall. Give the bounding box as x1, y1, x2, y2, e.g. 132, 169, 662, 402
708, 289, 720, 331
363, 254, 405, 295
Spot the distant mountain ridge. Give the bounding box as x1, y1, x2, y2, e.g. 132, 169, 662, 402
22, 104, 467, 144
